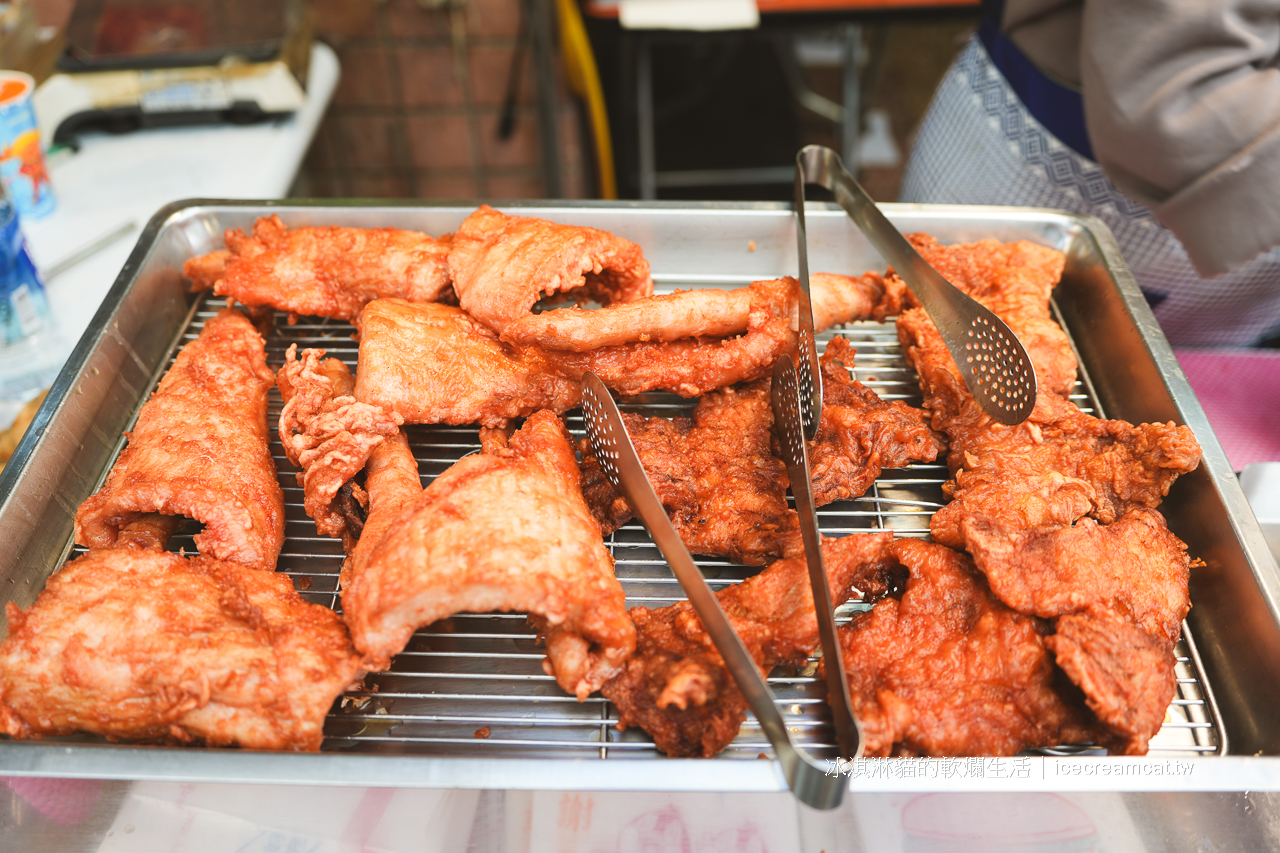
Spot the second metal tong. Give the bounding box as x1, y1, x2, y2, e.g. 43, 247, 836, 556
580, 372, 855, 810
769, 353, 863, 765
794, 143, 1037, 426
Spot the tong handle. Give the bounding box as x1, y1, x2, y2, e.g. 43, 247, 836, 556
791, 153, 824, 440
579, 373, 847, 810
771, 355, 863, 762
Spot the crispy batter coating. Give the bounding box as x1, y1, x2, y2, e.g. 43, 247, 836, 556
960, 508, 1192, 646
835, 538, 1102, 757
547, 277, 797, 397
448, 205, 653, 335
354, 280, 799, 427
893, 235, 1200, 754
808, 337, 947, 505
922, 393, 1205, 550
342, 411, 635, 698
75, 308, 284, 572
902, 234, 1078, 398
601, 533, 895, 757
183, 215, 453, 320
277, 346, 403, 538
503, 272, 887, 351
579, 337, 943, 564
0, 549, 363, 751
1046, 611, 1178, 755
339, 429, 423, 595
584, 380, 796, 566
354, 298, 583, 428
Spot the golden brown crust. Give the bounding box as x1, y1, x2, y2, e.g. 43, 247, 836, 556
277, 346, 403, 538
448, 205, 653, 336
502, 271, 886, 352
74, 308, 284, 572
342, 411, 635, 698
339, 430, 423, 597
0, 549, 363, 751
353, 298, 583, 428
353, 281, 807, 428
183, 215, 453, 320
601, 533, 895, 757
578, 337, 943, 564
893, 235, 1200, 754
836, 538, 1103, 757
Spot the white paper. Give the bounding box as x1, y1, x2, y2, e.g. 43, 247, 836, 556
619, 0, 759, 31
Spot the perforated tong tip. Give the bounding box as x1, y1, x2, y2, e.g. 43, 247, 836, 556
794, 143, 1037, 425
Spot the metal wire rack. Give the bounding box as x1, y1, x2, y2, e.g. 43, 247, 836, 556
128, 292, 1223, 762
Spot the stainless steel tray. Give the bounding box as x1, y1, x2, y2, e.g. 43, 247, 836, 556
1, 200, 1277, 792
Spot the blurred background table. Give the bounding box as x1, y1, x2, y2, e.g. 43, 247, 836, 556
0, 40, 340, 428
584, 0, 979, 198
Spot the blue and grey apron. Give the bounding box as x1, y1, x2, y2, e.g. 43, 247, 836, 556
899, 0, 1280, 347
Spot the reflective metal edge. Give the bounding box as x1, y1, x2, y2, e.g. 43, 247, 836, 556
0, 199, 1271, 789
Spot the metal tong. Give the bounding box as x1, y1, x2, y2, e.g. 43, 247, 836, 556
794, 143, 1037, 426
580, 372, 853, 810
769, 354, 863, 762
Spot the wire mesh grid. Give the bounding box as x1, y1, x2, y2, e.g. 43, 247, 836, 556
118, 291, 1222, 762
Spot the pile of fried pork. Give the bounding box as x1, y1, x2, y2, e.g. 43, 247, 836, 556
0, 206, 1201, 758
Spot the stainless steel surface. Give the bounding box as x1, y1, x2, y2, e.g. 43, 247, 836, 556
770, 355, 862, 761
796, 144, 1037, 425
0, 199, 1274, 791
581, 371, 847, 810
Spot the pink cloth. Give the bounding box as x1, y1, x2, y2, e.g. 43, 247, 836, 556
1175, 348, 1280, 470
1, 776, 101, 826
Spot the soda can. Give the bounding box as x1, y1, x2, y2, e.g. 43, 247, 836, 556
0, 71, 54, 221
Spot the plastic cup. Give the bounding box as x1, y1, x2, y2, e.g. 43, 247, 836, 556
0, 71, 54, 220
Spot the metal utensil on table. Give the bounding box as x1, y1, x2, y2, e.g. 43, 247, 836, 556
580, 372, 850, 811
795, 143, 1037, 425
770, 354, 863, 762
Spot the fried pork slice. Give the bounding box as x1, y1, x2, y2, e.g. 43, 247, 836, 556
959, 508, 1190, 755
448, 204, 653, 336
354, 298, 583, 428
959, 508, 1192, 646
342, 411, 635, 698
75, 308, 284, 572
583, 380, 797, 566
353, 280, 795, 428
901, 234, 1078, 398
277, 345, 403, 538
919, 390, 1204, 553
338, 429, 423, 595
807, 337, 947, 505
579, 337, 943, 564
835, 538, 1103, 757
503, 271, 888, 351
0, 549, 363, 751
183, 215, 453, 320
893, 235, 1200, 754
548, 277, 796, 397
1046, 611, 1178, 755
601, 533, 895, 758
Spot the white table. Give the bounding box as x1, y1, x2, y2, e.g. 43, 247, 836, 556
3, 41, 339, 427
